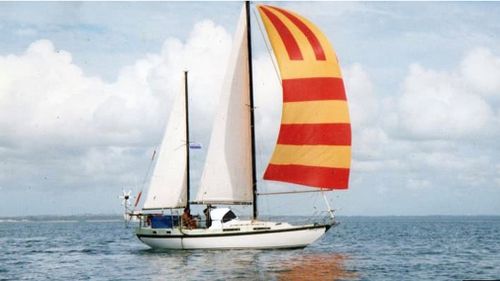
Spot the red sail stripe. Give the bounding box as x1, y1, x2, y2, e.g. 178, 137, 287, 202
277, 124, 351, 145
264, 164, 349, 189
283, 77, 346, 102
260, 6, 303, 60
271, 6, 326, 61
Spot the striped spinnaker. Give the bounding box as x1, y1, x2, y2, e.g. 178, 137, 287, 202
258, 5, 351, 189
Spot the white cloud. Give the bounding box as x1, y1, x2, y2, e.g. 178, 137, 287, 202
461, 47, 500, 95
353, 127, 390, 161
390, 48, 500, 145
0, 20, 233, 193
394, 62, 496, 140
344, 63, 379, 128
345, 48, 500, 197
342, 63, 397, 172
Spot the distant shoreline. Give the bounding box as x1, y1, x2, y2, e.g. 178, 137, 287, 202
1, 214, 499, 222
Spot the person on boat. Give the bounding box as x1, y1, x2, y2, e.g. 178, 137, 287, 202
203, 204, 215, 228
181, 207, 197, 229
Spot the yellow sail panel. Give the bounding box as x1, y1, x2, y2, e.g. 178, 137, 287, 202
282, 100, 350, 124
258, 5, 351, 189
269, 145, 351, 169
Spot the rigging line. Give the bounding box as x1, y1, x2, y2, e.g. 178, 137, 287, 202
140, 148, 157, 195
252, 6, 281, 84
252, 5, 278, 218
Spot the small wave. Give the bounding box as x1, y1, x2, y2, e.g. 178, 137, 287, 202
81, 248, 96, 254
42, 220, 80, 223
0, 219, 80, 224
37, 220, 80, 223
84, 219, 122, 223
0, 219, 30, 223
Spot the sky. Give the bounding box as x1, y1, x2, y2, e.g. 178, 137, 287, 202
0, 2, 499, 217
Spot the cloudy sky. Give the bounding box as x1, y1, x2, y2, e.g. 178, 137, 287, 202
1, 2, 499, 217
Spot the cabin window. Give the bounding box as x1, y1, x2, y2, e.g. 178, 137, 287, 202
222, 211, 237, 223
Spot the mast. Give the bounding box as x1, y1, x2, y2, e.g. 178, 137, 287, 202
245, 1, 258, 220
184, 70, 191, 211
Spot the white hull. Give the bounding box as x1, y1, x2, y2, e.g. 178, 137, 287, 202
136, 221, 333, 250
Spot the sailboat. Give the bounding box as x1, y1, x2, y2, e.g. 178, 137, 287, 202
133, 2, 351, 250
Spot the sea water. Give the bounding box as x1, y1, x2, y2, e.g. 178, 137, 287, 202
1, 216, 499, 280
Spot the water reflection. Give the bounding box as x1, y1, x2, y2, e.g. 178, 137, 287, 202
138, 248, 357, 280
273, 253, 357, 281
140, 249, 268, 280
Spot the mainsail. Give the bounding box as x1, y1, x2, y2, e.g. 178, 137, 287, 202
258, 5, 351, 189
195, 7, 253, 204
143, 84, 188, 209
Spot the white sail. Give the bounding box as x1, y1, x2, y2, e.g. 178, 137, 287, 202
143, 85, 187, 210
195, 6, 253, 204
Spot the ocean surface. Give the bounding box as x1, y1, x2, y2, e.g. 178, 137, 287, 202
1, 216, 499, 280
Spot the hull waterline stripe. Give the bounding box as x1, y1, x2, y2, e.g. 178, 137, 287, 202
136, 224, 331, 239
